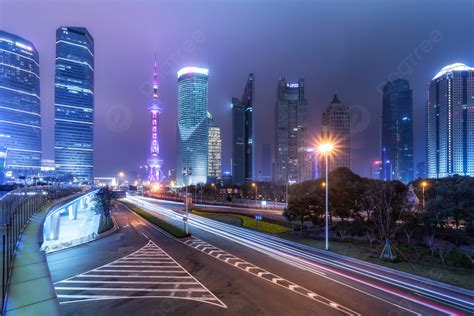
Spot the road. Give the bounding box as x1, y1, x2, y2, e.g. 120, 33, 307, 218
122, 195, 474, 316
48, 203, 360, 315
138, 195, 286, 222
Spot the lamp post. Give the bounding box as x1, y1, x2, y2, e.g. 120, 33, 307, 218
318, 143, 334, 251
252, 182, 258, 201
421, 181, 428, 209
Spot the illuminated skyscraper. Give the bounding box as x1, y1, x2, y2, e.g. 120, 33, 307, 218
177, 67, 209, 185
54, 27, 94, 182
427, 63, 474, 178
232, 74, 255, 184
0, 31, 42, 180
207, 113, 221, 181
147, 56, 163, 182
380, 79, 414, 183
274, 78, 311, 184
320, 94, 351, 172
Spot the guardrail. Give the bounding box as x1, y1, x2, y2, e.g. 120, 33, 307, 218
1, 186, 79, 313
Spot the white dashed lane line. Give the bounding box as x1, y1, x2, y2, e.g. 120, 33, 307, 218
183, 237, 360, 316
54, 240, 227, 308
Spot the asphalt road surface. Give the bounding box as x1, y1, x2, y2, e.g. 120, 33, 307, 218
124, 195, 473, 316
46, 198, 473, 315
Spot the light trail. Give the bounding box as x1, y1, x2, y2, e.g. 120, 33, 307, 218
125, 196, 473, 315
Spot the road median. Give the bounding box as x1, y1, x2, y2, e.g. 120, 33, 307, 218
120, 201, 191, 238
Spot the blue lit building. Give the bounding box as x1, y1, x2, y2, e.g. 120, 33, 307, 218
427, 63, 474, 178
232, 73, 255, 185
54, 27, 94, 183
0, 31, 42, 181
381, 79, 414, 183
176, 67, 209, 186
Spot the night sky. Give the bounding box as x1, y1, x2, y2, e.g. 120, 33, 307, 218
1, 0, 473, 178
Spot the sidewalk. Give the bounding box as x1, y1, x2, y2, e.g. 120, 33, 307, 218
3, 195, 79, 315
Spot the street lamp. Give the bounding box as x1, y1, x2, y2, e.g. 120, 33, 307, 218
252, 182, 258, 201
421, 181, 428, 209
318, 142, 334, 251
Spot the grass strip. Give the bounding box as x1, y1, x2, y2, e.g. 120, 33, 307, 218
192, 209, 291, 234
121, 201, 191, 238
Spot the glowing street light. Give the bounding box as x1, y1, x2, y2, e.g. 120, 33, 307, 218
318, 142, 334, 251
251, 182, 258, 200
421, 181, 428, 209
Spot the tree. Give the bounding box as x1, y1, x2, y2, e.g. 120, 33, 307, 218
328, 168, 364, 224
284, 180, 323, 235
361, 180, 411, 259
94, 186, 114, 230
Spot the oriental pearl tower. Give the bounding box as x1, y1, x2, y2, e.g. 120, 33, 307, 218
147, 55, 164, 182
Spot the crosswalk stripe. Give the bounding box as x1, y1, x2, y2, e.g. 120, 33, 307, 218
54, 240, 227, 308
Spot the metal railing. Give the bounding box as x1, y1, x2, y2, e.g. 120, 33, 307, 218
1, 186, 79, 313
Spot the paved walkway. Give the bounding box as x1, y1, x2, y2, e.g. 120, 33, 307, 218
4, 195, 81, 315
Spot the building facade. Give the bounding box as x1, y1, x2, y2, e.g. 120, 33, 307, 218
260, 143, 272, 182
274, 78, 311, 184
207, 113, 222, 181
427, 63, 474, 178
320, 94, 351, 172
176, 67, 209, 185
380, 79, 414, 183
0, 31, 42, 181
54, 27, 94, 183
231, 73, 254, 185
416, 161, 426, 179
147, 57, 164, 182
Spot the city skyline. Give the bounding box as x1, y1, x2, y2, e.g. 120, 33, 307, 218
1, 0, 473, 178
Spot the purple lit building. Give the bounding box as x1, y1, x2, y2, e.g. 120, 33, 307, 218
147, 57, 164, 182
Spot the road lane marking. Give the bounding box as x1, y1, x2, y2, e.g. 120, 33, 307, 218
54, 240, 227, 308
183, 237, 360, 316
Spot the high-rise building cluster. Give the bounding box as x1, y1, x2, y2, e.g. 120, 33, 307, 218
0, 27, 95, 184
0, 27, 471, 186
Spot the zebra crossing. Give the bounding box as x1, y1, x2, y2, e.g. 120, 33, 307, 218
54, 240, 227, 308
183, 237, 359, 315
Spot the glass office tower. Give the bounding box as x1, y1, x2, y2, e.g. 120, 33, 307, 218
176, 67, 209, 186
54, 27, 94, 183
320, 94, 351, 172
231, 73, 254, 185
427, 63, 474, 178
274, 78, 311, 184
380, 79, 414, 183
207, 112, 222, 181
0, 31, 42, 181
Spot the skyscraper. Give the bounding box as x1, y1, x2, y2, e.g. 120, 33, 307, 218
207, 112, 222, 181
274, 78, 311, 184
0, 31, 42, 180
54, 27, 94, 183
427, 63, 474, 178
176, 66, 209, 185
231, 97, 244, 184
147, 57, 164, 182
320, 94, 350, 172
260, 143, 272, 182
380, 79, 414, 183
416, 161, 426, 179
232, 73, 254, 185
